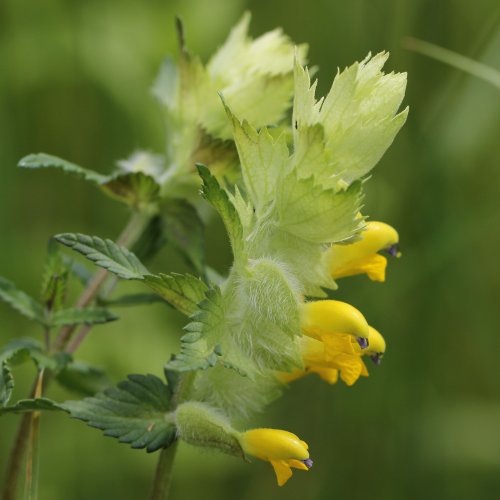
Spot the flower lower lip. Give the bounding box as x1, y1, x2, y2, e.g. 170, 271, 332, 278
302, 458, 313, 469
370, 354, 382, 365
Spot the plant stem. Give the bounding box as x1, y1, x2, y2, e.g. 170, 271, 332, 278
23, 370, 44, 500
150, 442, 178, 500
2, 375, 40, 500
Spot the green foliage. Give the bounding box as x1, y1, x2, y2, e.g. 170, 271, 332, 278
18, 153, 106, 184
229, 111, 289, 215
197, 164, 243, 259
50, 307, 118, 327
0, 398, 64, 414
55, 233, 148, 280
19, 154, 161, 209
0, 277, 45, 324
166, 288, 224, 372
143, 273, 208, 316
100, 172, 160, 209
63, 374, 176, 452
0, 362, 14, 406
275, 174, 364, 244
293, 54, 408, 185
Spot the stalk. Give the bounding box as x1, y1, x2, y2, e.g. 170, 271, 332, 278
149, 443, 179, 500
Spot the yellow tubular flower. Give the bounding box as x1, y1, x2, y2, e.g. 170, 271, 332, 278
301, 300, 370, 341
280, 305, 387, 386
328, 221, 400, 282
240, 428, 312, 486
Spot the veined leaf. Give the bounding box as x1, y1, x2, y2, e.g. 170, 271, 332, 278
63, 374, 176, 452
0, 397, 65, 415
228, 110, 289, 214
196, 165, 243, 258
144, 273, 208, 317
50, 307, 118, 327
0, 277, 45, 324
0, 363, 14, 406
100, 172, 160, 209
18, 153, 106, 184
166, 288, 224, 372
0, 338, 70, 374
276, 174, 364, 244
55, 233, 148, 280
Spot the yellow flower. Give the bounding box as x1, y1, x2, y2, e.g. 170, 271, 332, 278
280, 301, 386, 386
328, 221, 400, 282
240, 428, 312, 486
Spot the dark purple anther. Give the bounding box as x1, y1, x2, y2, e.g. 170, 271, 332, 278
385, 244, 399, 257
370, 353, 382, 365
302, 458, 314, 469
357, 337, 369, 349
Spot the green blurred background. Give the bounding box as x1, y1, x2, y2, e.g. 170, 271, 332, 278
1, 0, 500, 498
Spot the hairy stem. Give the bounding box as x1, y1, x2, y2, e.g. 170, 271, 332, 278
150, 442, 178, 500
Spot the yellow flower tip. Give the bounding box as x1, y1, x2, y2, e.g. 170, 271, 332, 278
366, 325, 386, 366
328, 221, 400, 281
240, 428, 312, 486
301, 300, 369, 341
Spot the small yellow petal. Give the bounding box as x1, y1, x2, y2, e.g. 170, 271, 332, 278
311, 366, 339, 384
288, 459, 309, 471
271, 460, 293, 486
331, 253, 388, 282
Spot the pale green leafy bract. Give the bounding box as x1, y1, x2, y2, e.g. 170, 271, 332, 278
293, 53, 408, 185
143, 273, 208, 317
276, 174, 364, 244
154, 13, 307, 141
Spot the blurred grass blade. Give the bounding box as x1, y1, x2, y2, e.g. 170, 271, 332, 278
404, 37, 500, 90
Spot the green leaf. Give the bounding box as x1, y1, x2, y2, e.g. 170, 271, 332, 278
293, 54, 408, 185
0, 363, 14, 406
166, 288, 225, 372
162, 200, 205, 273
56, 361, 110, 396
228, 111, 289, 214
0, 277, 45, 324
143, 273, 208, 316
50, 307, 118, 327
196, 164, 243, 259
55, 233, 148, 280
275, 174, 364, 244
63, 374, 176, 452
100, 172, 160, 209
0, 397, 65, 415
18, 153, 106, 184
